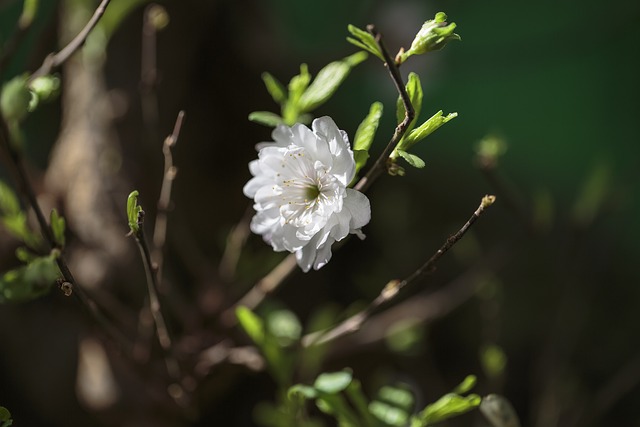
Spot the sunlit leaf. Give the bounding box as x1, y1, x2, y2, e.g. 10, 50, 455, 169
261, 72, 287, 105
396, 150, 425, 168
248, 111, 284, 127
50, 209, 66, 247
313, 369, 353, 394
266, 309, 302, 346
396, 72, 423, 132
346, 24, 384, 61
126, 190, 142, 234
298, 51, 368, 113
0, 255, 59, 303
411, 393, 481, 426
236, 306, 265, 346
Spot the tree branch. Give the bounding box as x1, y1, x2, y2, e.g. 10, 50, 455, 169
353, 25, 415, 193
29, 0, 112, 81
302, 195, 496, 346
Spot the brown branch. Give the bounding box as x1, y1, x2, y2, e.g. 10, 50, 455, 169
302, 195, 496, 347
152, 110, 185, 290
218, 203, 254, 282
353, 24, 415, 193
29, 0, 112, 81
131, 210, 181, 380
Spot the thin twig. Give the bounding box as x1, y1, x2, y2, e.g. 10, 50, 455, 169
302, 195, 496, 346
152, 110, 185, 290
131, 210, 181, 381
222, 25, 415, 321
29, 0, 112, 81
353, 25, 415, 193
220, 254, 298, 327
218, 203, 254, 282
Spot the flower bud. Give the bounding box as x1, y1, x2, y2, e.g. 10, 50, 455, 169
400, 12, 460, 63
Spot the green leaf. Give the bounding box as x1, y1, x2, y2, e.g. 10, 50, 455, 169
288, 64, 311, 101
313, 369, 353, 394
283, 64, 311, 124
266, 309, 302, 346
404, 110, 457, 147
236, 306, 265, 346
298, 52, 368, 113
369, 401, 410, 426
352, 102, 383, 176
50, 209, 66, 248
0, 406, 12, 427
354, 102, 383, 151
347, 24, 384, 61
479, 394, 521, 427
346, 380, 377, 427
411, 393, 481, 426
248, 111, 284, 127
19, 0, 39, 28
376, 385, 414, 411
261, 72, 287, 105
395, 72, 423, 132
288, 384, 318, 400
453, 375, 477, 394
0, 254, 60, 303
126, 191, 142, 234
0, 181, 21, 216
396, 150, 425, 168
370, 385, 414, 427
1, 74, 31, 124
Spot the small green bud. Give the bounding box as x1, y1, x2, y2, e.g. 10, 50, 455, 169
1, 75, 31, 123
147, 4, 169, 31
126, 191, 143, 234
29, 75, 60, 105
399, 12, 461, 63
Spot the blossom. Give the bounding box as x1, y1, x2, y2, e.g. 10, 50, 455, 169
243, 116, 371, 272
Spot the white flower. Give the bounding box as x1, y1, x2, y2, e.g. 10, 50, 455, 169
243, 116, 371, 272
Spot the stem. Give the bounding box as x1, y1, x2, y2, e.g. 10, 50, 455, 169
29, 0, 112, 81
353, 25, 415, 193
218, 203, 253, 282
302, 195, 496, 346
132, 212, 181, 381
152, 110, 185, 290
220, 254, 298, 327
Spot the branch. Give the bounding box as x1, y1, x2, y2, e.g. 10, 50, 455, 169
220, 254, 298, 327
302, 195, 496, 346
131, 210, 181, 381
353, 25, 415, 193
152, 110, 185, 290
29, 0, 112, 81
218, 203, 254, 282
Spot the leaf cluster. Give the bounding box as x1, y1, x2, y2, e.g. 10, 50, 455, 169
249, 51, 368, 127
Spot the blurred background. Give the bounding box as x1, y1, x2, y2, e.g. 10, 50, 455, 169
0, 0, 639, 426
